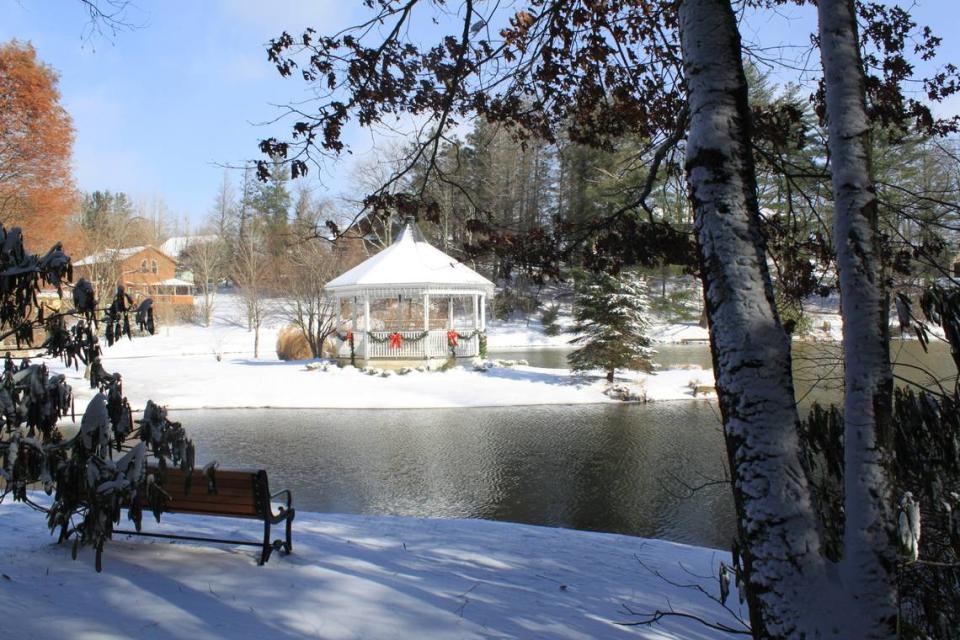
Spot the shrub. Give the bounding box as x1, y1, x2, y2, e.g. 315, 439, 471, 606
541, 303, 562, 336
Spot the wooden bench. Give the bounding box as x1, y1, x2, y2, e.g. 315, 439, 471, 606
106, 466, 295, 572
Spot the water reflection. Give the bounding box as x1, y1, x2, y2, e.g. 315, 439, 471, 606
181, 402, 737, 549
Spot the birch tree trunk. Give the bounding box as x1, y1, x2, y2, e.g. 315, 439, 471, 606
678, 1, 823, 635
818, 0, 898, 635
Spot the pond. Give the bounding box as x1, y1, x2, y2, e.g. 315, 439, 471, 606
182, 402, 735, 549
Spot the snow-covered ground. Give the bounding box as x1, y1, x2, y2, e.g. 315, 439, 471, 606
41, 295, 715, 411
486, 317, 579, 349
0, 498, 741, 640
648, 322, 710, 344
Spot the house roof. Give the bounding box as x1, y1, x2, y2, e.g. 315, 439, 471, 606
160, 235, 218, 258
74, 246, 149, 266
157, 277, 195, 287
325, 221, 495, 295
74, 244, 178, 267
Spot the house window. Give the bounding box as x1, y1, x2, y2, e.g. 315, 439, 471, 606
140, 259, 148, 273
151, 260, 158, 274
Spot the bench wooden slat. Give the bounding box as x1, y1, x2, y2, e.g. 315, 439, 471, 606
166, 497, 257, 509
166, 492, 256, 503
157, 474, 255, 488
166, 487, 257, 499
164, 503, 259, 516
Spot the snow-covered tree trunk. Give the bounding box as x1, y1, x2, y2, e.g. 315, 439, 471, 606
818, 0, 898, 635
254, 315, 260, 358
678, 1, 823, 636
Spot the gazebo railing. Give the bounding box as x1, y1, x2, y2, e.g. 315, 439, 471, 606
367, 330, 428, 359
337, 329, 478, 360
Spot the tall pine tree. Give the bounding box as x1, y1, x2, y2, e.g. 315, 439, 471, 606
253, 155, 291, 255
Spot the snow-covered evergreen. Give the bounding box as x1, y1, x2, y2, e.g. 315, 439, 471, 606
567, 271, 655, 381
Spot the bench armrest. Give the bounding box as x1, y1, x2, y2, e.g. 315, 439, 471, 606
267, 489, 294, 524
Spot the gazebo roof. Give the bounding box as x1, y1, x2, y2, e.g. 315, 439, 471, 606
326, 222, 495, 296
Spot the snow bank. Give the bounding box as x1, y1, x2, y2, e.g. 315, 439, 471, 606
46, 351, 714, 411
39, 296, 716, 411
0, 499, 741, 639
486, 317, 579, 349
648, 323, 711, 344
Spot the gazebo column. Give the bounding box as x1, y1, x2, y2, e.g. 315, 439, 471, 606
333, 296, 341, 358
480, 294, 486, 331
475, 294, 484, 356
363, 294, 371, 361
448, 297, 454, 328
351, 296, 358, 361
423, 293, 431, 359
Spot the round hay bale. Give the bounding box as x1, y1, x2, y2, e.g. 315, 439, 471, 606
276, 325, 313, 361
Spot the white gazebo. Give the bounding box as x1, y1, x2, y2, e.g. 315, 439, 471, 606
326, 220, 495, 366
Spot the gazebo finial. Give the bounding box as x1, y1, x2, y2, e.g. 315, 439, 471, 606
397, 214, 426, 244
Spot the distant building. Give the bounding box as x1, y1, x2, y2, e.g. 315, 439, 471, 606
159, 235, 219, 284
159, 235, 218, 261
73, 245, 194, 307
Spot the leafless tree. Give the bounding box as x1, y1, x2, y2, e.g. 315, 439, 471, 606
232, 219, 273, 358
277, 239, 339, 358
181, 236, 227, 326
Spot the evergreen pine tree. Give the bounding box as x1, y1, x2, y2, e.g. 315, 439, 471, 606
567, 270, 655, 381
253, 155, 291, 254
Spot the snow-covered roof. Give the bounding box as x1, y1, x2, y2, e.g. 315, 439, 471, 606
74, 246, 148, 266
326, 222, 494, 296
160, 235, 218, 259
156, 277, 195, 287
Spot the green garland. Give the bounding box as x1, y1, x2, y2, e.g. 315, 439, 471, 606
446, 329, 484, 339
341, 329, 486, 358
446, 329, 487, 358
366, 330, 430, 344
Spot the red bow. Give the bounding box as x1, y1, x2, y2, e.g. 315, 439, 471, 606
447, 330, 459, 347
345, 331, 353, 343
389, 332, 403, 349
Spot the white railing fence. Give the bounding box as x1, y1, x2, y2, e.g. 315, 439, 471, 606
336, 329, 479, 360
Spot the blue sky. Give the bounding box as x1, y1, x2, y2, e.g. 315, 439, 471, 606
3, 1, 959, 228
2, 0, 371, 228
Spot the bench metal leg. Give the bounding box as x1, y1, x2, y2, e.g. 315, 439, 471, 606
260, 518, 272, 565
58, 521, 69, 544
284, 510, 295, 554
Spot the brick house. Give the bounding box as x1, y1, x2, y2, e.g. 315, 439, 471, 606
73, 245, 194, 307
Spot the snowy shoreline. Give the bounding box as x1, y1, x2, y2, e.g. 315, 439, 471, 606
0, 497, 739, 639
34, 296, 717, 412
46, 356, 716, 412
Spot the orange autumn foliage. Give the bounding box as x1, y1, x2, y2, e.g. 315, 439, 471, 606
0, 40, 77, 252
